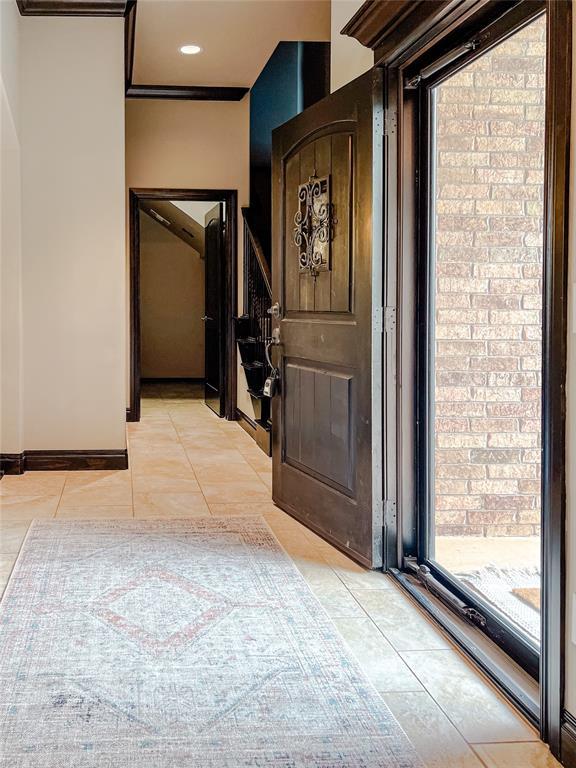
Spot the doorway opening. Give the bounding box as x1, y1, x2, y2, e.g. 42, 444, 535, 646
128, 189, 237, 423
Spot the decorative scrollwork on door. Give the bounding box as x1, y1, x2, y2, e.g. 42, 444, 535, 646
293, 173, 334, 279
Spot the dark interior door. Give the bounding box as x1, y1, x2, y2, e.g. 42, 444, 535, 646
204, 203, 225, 416
271, 70, 384, 568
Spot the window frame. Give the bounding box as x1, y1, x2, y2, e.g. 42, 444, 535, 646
369, 0, 570, 750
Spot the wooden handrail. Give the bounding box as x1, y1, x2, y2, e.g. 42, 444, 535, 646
241, 208, 272, 297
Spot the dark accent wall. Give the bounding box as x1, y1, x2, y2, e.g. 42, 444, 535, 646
249, 41, 330, 259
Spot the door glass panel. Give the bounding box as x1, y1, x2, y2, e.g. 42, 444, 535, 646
429, 14, 546, 644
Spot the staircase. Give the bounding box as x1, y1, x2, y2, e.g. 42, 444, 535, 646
235, 208, 273, 455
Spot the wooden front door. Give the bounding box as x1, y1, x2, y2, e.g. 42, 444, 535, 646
271, 70, 384, 568
204, 203, 225, 416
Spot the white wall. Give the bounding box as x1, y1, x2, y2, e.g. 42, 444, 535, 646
330, 0, 373, 92
125, 97, 255, 418
565, 12, 576, 719
20, 17, 126, 450
0, 0, 23, 455
140, 213, 205, 379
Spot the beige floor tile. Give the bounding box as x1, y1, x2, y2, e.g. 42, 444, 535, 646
244, 453, 273, 473
318, 545, 368, 572
0, 472, 67, 497
185, 448, 250, 467
199, 480, 270, 504
258, 471, 272, 490
472, 742, 561, 767
335, 567, 396, 591
0, 494, 60, 522
59, 471, 132, 507
133, 492, 210, 518
400, 649, 538, 744
193, 463, 263, 484
208, 502, 279, 516
384, 691, 486, 768
0, 522, 31, 554
353, 588, 452, 651
296, 560, 346, 588
132, 473, 201, 494
56, 506, 133, 519
334, 618, 424, 693
0, 553, 17, 583
130, 451, 197, 472
307, 581, 366, 618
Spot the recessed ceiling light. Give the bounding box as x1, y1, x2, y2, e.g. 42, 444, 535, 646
180, 44, 203, 55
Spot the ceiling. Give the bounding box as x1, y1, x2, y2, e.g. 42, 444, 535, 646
172, 200, 221, 226
132, 0, 331, 88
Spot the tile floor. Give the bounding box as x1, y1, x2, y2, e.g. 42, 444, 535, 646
0, 389, 560, 768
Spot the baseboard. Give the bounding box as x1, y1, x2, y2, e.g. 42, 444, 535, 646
0, 449, 129, 475
0, 453, 25, 475
562, 710, 576, 767
141, 377, 205, 384
236, 408, 257, 437
236, 408, 271, 456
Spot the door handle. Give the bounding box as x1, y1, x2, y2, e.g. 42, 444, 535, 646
201, 315, 214, 322
267, 302, 281, 319
265, 328, 281, 370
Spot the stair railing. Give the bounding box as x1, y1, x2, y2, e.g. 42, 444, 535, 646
242, 208, 272, 345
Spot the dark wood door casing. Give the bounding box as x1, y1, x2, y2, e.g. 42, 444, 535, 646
272, 70, 385, 569
204, 203, 225, 417
128, 189, 237, 423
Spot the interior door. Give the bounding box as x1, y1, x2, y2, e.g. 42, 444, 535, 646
204, 203, 225, 416
271, 70, 384, 568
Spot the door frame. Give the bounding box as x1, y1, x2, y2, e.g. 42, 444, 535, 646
128, 188, 238, 422
343, 0, 572, 756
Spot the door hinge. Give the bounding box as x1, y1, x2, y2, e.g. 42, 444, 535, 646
384, 111, 397, 137
384, 307, 396, 333
383, 499, 397, 525
374, 306, 383, 334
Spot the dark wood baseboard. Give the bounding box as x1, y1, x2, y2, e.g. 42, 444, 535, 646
236, 408, 257, 438
0, 449, 128, 475
236, 408, 271, 456
141, 377, 205, 384
562, 711, 576, 767
0, 454, 25, 476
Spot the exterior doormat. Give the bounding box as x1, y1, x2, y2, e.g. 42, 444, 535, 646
458, 565, 540, 642
0, 518, 423, 767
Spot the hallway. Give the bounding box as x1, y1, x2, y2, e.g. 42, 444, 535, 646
0, 394, 559, 767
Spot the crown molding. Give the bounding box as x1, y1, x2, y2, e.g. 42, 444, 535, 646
17, 0, 130, 15
126, 84, 249, 101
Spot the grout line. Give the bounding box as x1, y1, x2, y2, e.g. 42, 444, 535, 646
54, 471, 69, 518
168, 404, 212, 516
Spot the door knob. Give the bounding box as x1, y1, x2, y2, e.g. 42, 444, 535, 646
267, 302, 281, 319
201, 315, 213, 322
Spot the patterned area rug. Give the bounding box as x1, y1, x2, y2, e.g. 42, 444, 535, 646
0, 518, 422, 767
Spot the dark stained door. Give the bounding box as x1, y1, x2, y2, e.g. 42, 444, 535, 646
204, 203, 225, 416
271, 70, 384, 568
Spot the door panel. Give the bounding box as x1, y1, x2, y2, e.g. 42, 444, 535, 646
204, 203, 225, 416
283, 132, 353, 314
283, 360, 354, 494
272, 70, 384, 567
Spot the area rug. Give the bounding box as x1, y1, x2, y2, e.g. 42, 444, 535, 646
0, 518, 423, 767
458, 564, 540, 641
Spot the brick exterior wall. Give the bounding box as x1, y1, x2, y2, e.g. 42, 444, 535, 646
433, 15, 545, 538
